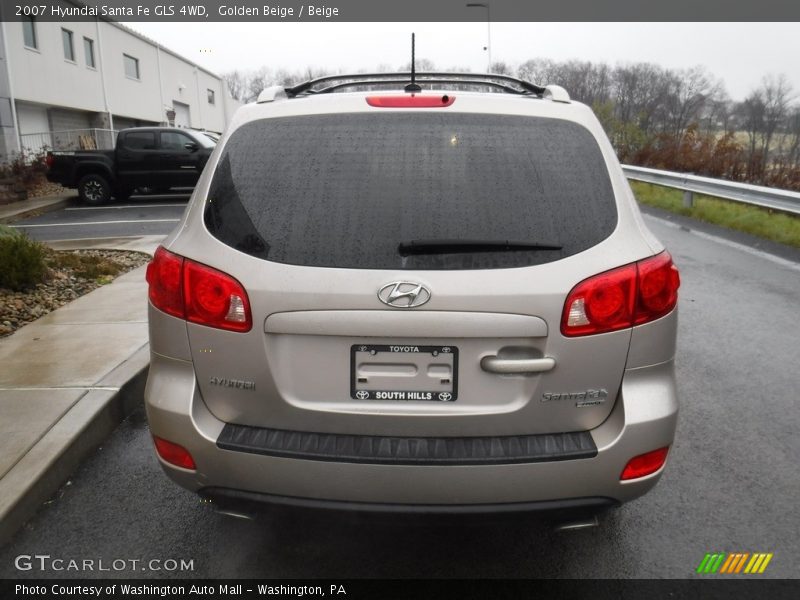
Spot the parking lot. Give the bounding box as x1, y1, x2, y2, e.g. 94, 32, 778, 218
1, 211, 798, 579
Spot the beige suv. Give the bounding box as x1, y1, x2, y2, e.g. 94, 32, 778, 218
145, 73, 680, 522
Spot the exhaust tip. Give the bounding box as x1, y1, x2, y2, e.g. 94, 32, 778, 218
553, 514, 599, 532
214, 507, 256, 521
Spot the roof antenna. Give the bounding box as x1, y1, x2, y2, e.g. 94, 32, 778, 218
405, 33, 422, 93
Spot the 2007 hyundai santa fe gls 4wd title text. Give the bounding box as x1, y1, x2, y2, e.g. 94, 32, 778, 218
144, 72, 680, 521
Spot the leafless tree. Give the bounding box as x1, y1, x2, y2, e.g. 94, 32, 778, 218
517, 58, 557, 86
613, 63, 670, 136
787, 109, 800, 165
761, 74, 794, 160
399, 58, 436, 72
702, 95, 734, 133
489, 61, 513, 75
736, 74, 795, 180
222, 70, 249, 102
661, 66, 722, 138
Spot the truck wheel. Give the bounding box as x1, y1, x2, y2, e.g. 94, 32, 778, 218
78, 174, 111, 205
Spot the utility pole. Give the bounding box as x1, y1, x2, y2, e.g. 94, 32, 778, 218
466, 3, 491, 73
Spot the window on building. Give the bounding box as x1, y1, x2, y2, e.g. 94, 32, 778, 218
84, 37, 95, 68
62, 28, 75, 62
207, 89, 215, 105
123, 131, 156, 150
123, 54, 140, 80
22, 17, 37, 49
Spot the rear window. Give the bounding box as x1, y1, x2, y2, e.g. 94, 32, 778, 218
123, 131, 156, 150
205, 113, 618, 270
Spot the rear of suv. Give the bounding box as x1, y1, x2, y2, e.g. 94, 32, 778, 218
144, 73, 680, 518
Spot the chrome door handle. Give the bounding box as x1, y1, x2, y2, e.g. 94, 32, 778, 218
480, 356, 556, 374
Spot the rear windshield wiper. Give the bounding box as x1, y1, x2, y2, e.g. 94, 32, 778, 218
397, 239, 562, 256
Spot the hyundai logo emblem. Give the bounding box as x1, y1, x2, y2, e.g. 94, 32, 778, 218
378, 281, 431, 308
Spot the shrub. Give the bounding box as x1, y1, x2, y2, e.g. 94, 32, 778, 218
0, 223, 23, 238
0, 149, 49, 189
48, 251, 123, 280
0, 231, 47, 290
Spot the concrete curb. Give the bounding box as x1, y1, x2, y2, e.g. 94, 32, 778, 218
0, 243, 156, 547
0, 347, 149, 546
0, 194, 77, 224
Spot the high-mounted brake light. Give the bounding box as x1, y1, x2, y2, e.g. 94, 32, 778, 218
620, 447, 670, 480
366, 94, 455, 108
153, 436, 196, 470
561, 251, 680, 337
146, 246, 252, 332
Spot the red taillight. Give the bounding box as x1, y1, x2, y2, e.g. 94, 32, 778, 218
183, 259, 252, 332
562, 263, 637, 337
146, 246, 184, 319
561, 251, 680, 337
634, 251, 681, 324
620, 447, 670, 480
146, 246, 251, 332
366, 94, 455, 108
45, 152, 54, 168
153, 436, 196, 470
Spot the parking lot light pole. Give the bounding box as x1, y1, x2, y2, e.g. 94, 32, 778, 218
466, 3, 491, 73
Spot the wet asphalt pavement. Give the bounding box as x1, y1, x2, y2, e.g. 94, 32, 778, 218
1, 209, 799, 579
9, 195, 189, 242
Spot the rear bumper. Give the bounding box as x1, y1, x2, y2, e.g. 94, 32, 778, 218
145, 355, 678, 508
200, 487, 618, 517
45, 172, 73, 187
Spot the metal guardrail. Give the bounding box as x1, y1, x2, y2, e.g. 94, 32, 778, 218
622, 165, 800, 216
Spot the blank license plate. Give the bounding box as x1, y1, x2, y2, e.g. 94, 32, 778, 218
350, 344, 458, 401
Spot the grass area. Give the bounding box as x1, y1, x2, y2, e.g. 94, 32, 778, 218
46, 251, 123, 283
1, 223, 132, 290
630, 181, 800, 249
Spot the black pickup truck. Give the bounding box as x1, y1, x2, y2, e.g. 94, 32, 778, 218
46, 127, 216, 205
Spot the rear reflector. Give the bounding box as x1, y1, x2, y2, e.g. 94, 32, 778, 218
561, 251, 680, 337
366, 94, 455, 108
146, 246, 252, 332
620, 447, 669, 480
153, 436, 196, 470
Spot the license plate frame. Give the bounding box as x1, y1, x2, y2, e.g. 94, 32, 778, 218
350, 344, 459, 402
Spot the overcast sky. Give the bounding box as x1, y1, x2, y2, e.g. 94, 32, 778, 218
127, 22, 800, 101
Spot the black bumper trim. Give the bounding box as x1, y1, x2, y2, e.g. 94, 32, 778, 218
216, 423, 597, 465
200, 487, 619, 515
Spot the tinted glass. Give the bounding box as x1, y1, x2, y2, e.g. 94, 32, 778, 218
160, 132, 193, 151
124, 55, 139, 79
61, 29, 74, 61
84, 37, 95, 68
123, 131, 156, 150
23, 17, 37, 49
205, 113, 618, 270
188, 131, 216, 148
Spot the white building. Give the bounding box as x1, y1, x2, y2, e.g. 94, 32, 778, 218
0, 2, 240, 159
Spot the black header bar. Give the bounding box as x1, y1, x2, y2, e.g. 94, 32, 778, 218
3, 0, 800, 22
